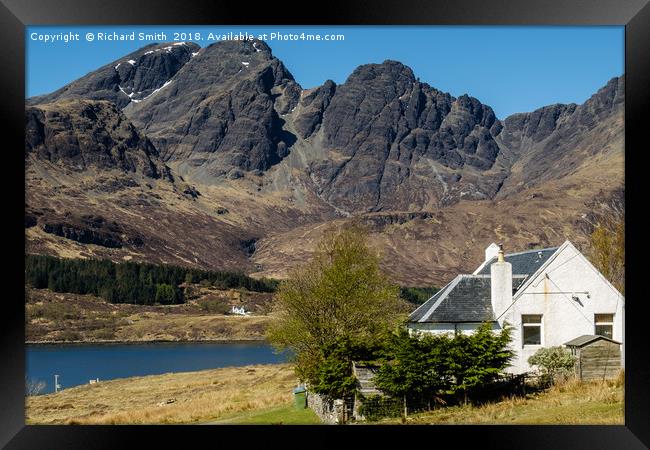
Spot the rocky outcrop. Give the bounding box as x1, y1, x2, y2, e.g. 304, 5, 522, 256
125, 39, 300, 180
499, 103, 577, 148
293, 80, 336, 139
25, 99, 171, 179
305, 61, 505, 212
39, 213, 145, 249
495, 76, 624, 197
25, 213, 38, 228
239, 238, 258, 257
42, 221, 123, 248
360, 211, 435, 229
180, 184, 201, 199
321, 61, 500, 170
24, 42, 624, 284
28, 42, 199, 109
576, 186, 625, 235
26, 43, 624, 215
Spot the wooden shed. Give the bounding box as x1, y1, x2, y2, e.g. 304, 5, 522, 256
564, 335, 622, 381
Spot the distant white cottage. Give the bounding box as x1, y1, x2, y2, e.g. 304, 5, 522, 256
231, 306, 250, 316
407, 241, 625, 374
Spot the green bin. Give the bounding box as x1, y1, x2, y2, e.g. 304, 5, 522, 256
293, 386, 306, 409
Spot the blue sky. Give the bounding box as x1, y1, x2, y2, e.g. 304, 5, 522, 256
26, 26, 623, 119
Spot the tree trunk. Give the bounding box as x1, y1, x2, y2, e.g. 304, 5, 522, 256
403, 395, 408, 419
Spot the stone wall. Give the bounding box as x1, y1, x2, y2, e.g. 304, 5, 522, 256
306, 391, 346, 424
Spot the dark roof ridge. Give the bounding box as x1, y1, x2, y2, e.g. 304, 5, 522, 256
409, 275, 462, 322
501, 246, 560, 258
461, 273, 528, 278
476, 247, 558, 277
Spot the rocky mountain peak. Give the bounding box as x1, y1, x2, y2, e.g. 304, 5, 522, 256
112, 42, 200, 105
305, 58, 506, 212
25, 99, 171, 180
347, 60, 416, 85
123, 39, 301, 180
201, 38, 273, 58
28, 42, 199, 109
575, 76, 624, 124
494, 75, 624, 198
26, 43, 624, 216
25, 45, 624, 284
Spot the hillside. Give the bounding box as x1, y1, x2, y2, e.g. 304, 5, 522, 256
25, 39, 624, 286
25, 287, 274, 343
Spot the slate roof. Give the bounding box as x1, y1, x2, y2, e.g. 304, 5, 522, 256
475, 247, 558, 276
409, 274, 528, 323
409, 246, 561, 324
564, 335, 622, 347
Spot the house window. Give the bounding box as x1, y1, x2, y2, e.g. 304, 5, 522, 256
595, 314, 614, 339
522, 314, 542, 346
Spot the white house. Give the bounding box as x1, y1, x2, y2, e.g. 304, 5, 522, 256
231, 306, 251, 316
407, 241, 624, 374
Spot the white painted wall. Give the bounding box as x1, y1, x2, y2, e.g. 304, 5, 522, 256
408, 241, 625, 374
472, 242, 499, 275
409, 322, 456, 334
491, 258, 512, 319
408, 321, 501, 336
498, 242, 624, 374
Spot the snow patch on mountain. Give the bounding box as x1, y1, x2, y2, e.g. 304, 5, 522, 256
131, 79, 173, 103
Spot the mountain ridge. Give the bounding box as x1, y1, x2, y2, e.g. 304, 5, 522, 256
25, 40, 624, 285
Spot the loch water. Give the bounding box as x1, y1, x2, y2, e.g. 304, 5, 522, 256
26, 341, 289, 394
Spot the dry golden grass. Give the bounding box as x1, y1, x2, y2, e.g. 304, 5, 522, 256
252, 180, 624, 287
115, 313, 271, 342
377, 373, 624, 425
25, 287, 273, 343
26, 364, 298, 425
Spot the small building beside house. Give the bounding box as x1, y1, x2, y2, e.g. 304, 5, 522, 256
351, 362, 382, 421
407, 240, 625, 375
564, 335, 622, 381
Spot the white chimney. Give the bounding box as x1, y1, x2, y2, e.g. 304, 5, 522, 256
490, 244, 512, 321
485, 243, 500, 262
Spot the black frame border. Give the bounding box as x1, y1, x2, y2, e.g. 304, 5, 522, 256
2, 0, 649, 448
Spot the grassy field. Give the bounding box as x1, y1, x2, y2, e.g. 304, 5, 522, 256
26, 363, 623, 425
208, 405, 321, 425
372, 376, 624, 425
26, 364, 301, 424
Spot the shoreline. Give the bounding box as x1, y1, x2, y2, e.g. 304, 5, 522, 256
26, 364, 298, 425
